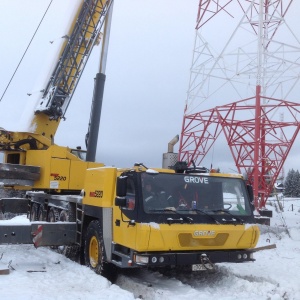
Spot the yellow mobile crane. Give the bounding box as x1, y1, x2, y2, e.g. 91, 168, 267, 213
0, 0, 260, 282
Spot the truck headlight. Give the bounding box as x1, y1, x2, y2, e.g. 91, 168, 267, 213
134, 255, 149, 264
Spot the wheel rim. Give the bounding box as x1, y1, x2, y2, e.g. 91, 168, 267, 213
89, 236, 98, 268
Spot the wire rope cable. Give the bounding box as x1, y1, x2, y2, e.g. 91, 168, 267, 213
0, 0, 53, 102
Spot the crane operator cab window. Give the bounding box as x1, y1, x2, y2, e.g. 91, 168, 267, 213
71, 146, 86, 160
141, 172, 252, 217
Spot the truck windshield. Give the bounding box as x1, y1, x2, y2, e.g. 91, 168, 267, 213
141, 172, 252, 216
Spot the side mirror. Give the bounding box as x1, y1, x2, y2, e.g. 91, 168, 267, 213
116, 176, 127, 197
115, 196, 127, 207
115, 176, 127, 207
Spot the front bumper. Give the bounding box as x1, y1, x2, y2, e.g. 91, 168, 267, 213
133, 249, 254, 267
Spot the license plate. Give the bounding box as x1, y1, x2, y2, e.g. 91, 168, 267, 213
192, 264, 206, 271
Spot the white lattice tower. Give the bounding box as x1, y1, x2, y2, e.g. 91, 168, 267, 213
183, 0, 300, 115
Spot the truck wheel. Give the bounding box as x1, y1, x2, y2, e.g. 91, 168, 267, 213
30, 203, 39, 221
47, 207, 59, 222
59, 203, 76, 222
38, 205, 46, 221
84, 220, 117, 282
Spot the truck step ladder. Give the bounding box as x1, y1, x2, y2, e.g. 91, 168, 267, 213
76, 204, 84, 246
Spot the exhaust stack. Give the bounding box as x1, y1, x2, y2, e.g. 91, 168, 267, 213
162, 135, 179, 169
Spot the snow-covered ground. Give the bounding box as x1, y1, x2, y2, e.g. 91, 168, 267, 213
0, 197, 300, 300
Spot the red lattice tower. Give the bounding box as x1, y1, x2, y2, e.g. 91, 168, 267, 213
179, 0, 300, 208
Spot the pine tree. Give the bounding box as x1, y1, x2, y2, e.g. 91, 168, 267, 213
295, 170, 300, 197
283, 169, 300, 197
284, 169, 295, 197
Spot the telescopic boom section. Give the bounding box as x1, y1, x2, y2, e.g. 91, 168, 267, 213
33, 0, 113, 139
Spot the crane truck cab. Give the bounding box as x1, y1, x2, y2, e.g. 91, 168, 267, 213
79, 163, 259, 279
0, 162, 260, 281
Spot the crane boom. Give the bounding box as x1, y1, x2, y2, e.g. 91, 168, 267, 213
33, 0, 113, 139
0, 0, 113, 186
0, 0, 113, 149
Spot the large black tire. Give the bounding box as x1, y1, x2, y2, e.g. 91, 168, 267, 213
30, 203, 39, 221
38, 205, 46, 221
47, 207, 59, 222
84, 220, 118, 282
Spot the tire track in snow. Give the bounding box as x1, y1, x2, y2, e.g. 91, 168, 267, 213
115, 266, 290, 300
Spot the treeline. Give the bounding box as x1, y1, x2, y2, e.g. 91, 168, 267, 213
284, 169, 300, 197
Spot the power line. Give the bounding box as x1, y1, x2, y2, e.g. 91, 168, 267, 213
0, 0, 53, 102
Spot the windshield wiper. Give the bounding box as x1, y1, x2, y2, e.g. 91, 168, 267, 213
148, 208, 194, 224
211, 209, 244, 224
191, 208, 221, 225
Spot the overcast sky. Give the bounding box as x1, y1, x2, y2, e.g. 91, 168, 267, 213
0, 0, 300, 176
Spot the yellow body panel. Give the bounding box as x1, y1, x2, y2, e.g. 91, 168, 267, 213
113, 221, 260, 252
83, 167, 117, 207
50, 158, 70, 190
112, 213, 153, 251
25, 145, 104, 190
69, 160, 102, 190
113, 221, 139, 250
